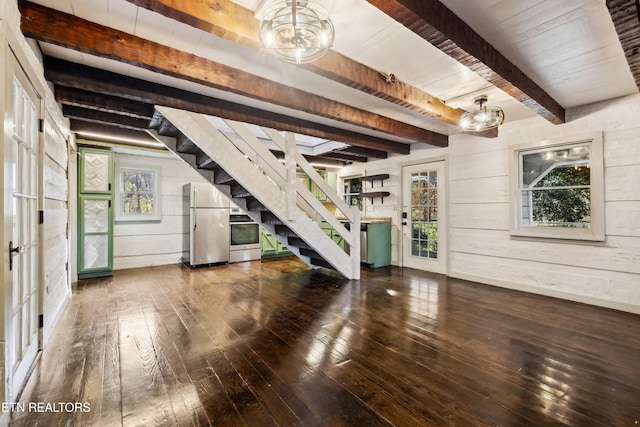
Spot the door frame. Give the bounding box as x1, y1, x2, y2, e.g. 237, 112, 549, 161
399, 158, 449, 275
1, 22, 47, 403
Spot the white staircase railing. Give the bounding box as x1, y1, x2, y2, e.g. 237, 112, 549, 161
149, 106, 360, 280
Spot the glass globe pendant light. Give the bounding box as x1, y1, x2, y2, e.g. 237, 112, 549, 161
259, 1, 335, 64
460, 95, 505, 131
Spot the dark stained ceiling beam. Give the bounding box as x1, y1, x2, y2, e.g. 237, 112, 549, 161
44, 56, 411, 155
338, 146, 387, 159
606, 0, 640, 90
62, 105, 151, 130
304, 157, 352, 167
270, 151, 352, 166
366, 0, 566, 125
19, 0, 447, 146
322, 151, 370, 163
55, 85, 155, 119
125, 0, 465, 126
70, 119, 160, 143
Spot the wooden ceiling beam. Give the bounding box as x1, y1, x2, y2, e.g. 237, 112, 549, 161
338, 146, 388, 159
606, 0, 640, 90
55, 85, 155, 119
44, 56, 411, 155
322, 151, 370, 163
63, 105, 151, 130
366, 0, 566, 125
70, 119, 160, 143
270, 151, 352, 166
125, 0, 465, 126
19, 0, 447, 146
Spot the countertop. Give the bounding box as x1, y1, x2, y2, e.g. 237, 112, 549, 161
336, 216, 392, 223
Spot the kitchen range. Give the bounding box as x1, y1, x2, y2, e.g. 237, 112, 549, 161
183, 183, 261, 267
229, 205, 261, 263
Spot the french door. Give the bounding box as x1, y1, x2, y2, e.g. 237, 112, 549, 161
4, 52, 41, 400
401, 162, 447, 274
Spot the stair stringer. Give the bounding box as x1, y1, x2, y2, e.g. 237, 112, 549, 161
152, 106, 358, 279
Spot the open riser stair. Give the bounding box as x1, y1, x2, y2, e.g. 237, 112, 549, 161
148, 106, 360, 280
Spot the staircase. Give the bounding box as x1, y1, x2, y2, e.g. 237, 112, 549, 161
148, 106, 360, 280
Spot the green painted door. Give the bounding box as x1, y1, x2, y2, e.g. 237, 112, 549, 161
78, 148, 114, 278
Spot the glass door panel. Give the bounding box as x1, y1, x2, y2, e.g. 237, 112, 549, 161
402, 162, 447, 274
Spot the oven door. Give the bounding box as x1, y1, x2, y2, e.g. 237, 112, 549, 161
230, 222, 261, 250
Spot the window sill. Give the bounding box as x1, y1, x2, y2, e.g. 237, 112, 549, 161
510, 233, 606, 246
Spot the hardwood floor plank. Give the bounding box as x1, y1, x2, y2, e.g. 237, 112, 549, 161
9, 261, 640, 426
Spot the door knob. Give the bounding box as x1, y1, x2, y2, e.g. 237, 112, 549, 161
9, 241, 20, 271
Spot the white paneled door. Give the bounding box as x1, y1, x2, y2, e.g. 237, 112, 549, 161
401, 162, 447, 274
5, 52, 41, 401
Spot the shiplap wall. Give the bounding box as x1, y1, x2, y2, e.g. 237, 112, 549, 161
341, 94, 640, 313
450, 94, 640, 313
112, 150, 207, 270
42, 90, 71, 345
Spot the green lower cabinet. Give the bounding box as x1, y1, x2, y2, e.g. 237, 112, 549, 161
364, 222, 391, 268
261, 228, 292, 258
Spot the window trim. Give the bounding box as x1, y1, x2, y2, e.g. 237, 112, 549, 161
510, 132, 604, 242
114, 163, 162, 222
341, 175, 363, 212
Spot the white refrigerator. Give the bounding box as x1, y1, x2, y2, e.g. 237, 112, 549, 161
183, 182, 230, 267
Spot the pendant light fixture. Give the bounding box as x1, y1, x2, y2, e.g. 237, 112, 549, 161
460, 95, 505, 131
259, 0, 335, 64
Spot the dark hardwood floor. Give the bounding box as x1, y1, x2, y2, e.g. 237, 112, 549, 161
9, 258, 640, 426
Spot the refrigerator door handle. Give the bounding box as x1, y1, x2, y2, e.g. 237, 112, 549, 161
193, 187, 197, 231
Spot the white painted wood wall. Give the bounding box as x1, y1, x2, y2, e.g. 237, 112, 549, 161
450, 94, 640, 314
42, 88, 71, 346
341, 94, 640, 314
112, 150, 208, 270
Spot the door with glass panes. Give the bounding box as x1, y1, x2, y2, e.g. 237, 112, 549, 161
401, 162, 447, 274
4, 51, 41, 401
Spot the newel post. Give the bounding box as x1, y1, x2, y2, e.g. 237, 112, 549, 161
284, 132, 297, 222
351, 205, 361, 280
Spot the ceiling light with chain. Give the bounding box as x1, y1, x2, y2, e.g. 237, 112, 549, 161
259, 0, 335, 64
460, 95, 505, 131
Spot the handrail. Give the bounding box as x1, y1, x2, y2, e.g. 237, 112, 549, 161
151, 106, 360, 278
260, 128, 356, 246
227, 124, 357, 250
261, 128, 355, 222
222, 120, 327, 225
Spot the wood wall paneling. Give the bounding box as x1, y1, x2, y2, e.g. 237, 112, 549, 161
112, 151, 208, 270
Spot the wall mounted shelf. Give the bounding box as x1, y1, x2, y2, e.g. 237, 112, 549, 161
361, 173, 389, 186
361, 191, 390, 204
361, 174, 391, 203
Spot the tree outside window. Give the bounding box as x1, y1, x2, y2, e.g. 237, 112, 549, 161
513, 133, 604, 241
115, 165, 161, 221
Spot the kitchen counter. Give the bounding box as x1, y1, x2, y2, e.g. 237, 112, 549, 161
335, 216, 392, 224
361, 217, 392, 223
332, 217, 391, 268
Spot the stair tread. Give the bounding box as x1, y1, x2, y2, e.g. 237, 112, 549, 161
157, 110, 356, 279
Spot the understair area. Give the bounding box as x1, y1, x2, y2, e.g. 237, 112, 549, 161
148, 106, 360, 280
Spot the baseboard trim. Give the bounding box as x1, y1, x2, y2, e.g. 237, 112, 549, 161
42, 289, 72, 348
450, 271, 640, 315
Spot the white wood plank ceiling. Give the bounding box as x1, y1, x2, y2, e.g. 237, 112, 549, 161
26, 0, 638, 144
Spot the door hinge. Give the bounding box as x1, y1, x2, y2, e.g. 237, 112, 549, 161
38, 314, 44, 328
38, 119, 44, 133
39, 210, 44, 224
